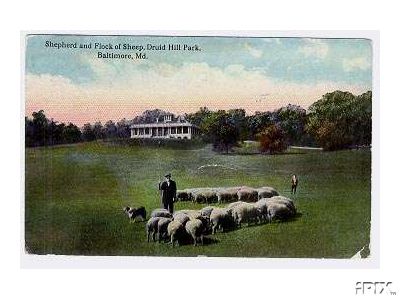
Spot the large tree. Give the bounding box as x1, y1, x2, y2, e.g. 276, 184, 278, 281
306, 90, 372, 150
82, 123, 95, 141
275, 104, 308, 145
25, 110, 82, 147
246, 111, 274, 139
201, 110, 239, 153
116, 118, 131, 138
104, 120, 117, 139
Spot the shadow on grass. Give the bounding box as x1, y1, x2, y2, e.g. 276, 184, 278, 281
228, 212, 303, 230
271, 212, 303, 224
221, 151, 307, 156
156, 234, 219, 247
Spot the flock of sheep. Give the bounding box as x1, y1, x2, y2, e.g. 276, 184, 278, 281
176, 186, 279, 203
146, 185, 297, 247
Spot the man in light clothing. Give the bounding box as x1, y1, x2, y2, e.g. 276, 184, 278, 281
291, 174, 298, 194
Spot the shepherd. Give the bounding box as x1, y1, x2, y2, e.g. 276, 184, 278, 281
291, 174, 298, 194
159, 173, 177, 213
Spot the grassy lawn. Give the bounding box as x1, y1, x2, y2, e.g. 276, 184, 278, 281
25, 141, 371, 258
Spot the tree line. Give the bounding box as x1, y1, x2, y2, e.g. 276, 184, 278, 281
25, 90, 372, 152
185, 90, 372, 152
25, 110, 131, 147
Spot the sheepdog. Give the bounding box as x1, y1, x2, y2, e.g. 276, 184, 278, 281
124, 206, 147, 222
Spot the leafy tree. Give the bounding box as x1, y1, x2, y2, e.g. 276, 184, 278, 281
306, 90, 372, 150
246, 111, 274, 139
351, 91, 372, 146
82, 123, 95, 141
185, 107, 212, 128
25, 110, 82, 147
228, 108, 248, 141
104, 120, 117, 139
92, 121, 104, 140
31, 110, 48, 146
257, 124, 288, 154
25, 117, 35, 147
201, 110, 239, 153
116, 118, 131, 138
275, 104, 307, 145
63, 123, 82, 144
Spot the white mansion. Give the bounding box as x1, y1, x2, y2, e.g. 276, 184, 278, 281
130, 113, 199, 140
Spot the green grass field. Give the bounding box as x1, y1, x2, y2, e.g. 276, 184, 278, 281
25, 141, 371, 258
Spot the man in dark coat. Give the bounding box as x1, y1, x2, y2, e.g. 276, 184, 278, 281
159, 173, 176, 213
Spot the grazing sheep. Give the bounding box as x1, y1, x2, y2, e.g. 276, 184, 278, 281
217, 187, 240, 203
146, 217, 162, 242
157, 217, 172, 242
151, 208, 173, 218
254, 199, 269, 222
231, 202, 261, 227
192, 188, 219, 203
185, 218, 205, 246
186, 210, 202, 220
210, 208, 233, 234
167, 220, 185, 247
226, 201, 247, 209
237, 186, 258, 202
173, 209, 190, 216
173, 209, 202, 219
267, 201, 295, 222
173, 212, 190, 226
200, 206, 216, 218
176, 190, 192, 202
257, 186, 279, 199
266, 196, 296, 214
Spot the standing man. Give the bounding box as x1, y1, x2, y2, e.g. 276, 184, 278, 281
159, 173, 176, 213
291, 174, 298, 194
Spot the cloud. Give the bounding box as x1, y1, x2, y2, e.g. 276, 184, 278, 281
26, 61, 371, 126
245, 43, 263, 58
342, 56, 371, 72
298, 39, 329, 59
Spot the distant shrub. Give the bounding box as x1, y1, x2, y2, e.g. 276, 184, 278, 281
257, 124, 288, 154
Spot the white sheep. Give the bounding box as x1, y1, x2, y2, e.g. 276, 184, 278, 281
176, 190, 192, 201
192, 188, 219, 203
257, 186, 279, 199
200, 206, 216, 218
173, 212, 190, 226
151, 208, 173, 218
254, 199, 269, 222
267, 201, 295, 222
237, 186, 258, 202
174, 209, 201, 219
216, 187, 240, 203
266, 196, 296, 214
157, 217, 172, 242
209, 208, 233, 234
167, 220, 185, 247
231, 202, 261, 227
146, 217, 162, 242
226, 201, 247, 209
185, 218, 205, 246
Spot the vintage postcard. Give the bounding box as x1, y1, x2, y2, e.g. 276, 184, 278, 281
23, 32, 375, 262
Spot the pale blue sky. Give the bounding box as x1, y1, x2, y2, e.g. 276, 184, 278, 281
26, 35, 372, 86
25, 35, 372, 125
